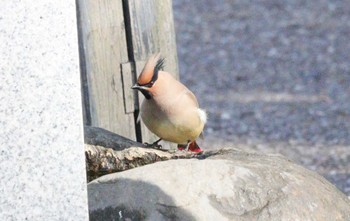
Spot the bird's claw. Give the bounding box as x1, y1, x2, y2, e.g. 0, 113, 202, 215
144, 142, 162, 149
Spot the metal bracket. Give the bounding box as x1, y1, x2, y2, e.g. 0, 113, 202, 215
120, 62, 135, 114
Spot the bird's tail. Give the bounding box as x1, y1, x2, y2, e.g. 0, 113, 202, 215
178, 140, 203, 153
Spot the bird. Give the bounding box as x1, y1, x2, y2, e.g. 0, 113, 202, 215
131, 53, 207, 152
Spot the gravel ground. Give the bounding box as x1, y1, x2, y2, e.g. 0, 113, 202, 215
172, 0, 350, 195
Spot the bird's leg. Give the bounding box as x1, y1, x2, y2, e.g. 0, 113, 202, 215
177, 143, 187, 151
177, 140, 192, 151
185, 141, 191, 151
144, 138, 162, 149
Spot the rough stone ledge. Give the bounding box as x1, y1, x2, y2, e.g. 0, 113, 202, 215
88, 147, 350, 221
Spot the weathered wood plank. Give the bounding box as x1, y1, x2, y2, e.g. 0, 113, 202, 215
128, 0, 179, 76
86, 145, 217, 182
154, 0, 179, 76
77, 0, 136, 139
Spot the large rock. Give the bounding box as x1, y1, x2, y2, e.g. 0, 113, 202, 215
88, 148, 350, 221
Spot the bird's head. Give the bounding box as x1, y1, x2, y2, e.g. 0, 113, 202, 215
132, 53, 165, 99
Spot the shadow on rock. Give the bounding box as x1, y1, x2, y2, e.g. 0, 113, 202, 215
88, 178, 195, 221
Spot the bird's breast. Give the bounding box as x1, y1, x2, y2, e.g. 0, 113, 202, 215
140, 98, 205, 144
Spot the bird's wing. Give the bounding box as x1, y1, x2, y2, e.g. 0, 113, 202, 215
183, 89, 199, 107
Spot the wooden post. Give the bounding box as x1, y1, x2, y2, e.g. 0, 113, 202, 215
77, 0, 179, 148
77, 0, 136, 139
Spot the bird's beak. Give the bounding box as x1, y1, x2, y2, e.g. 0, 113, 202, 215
132, 84, 152, 99
131, 84, 148, 90
131, 84, 140, 90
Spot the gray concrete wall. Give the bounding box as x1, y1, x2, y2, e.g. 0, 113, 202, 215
0, 1, 88, 220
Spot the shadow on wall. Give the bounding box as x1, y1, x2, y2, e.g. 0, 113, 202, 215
88, 178, 195, 221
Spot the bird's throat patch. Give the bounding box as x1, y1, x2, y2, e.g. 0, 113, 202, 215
140, 89, 152, 99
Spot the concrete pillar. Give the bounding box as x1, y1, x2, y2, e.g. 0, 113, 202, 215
0, 1, 88, 220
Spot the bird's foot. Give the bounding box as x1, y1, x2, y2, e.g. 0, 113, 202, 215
143, 138, 163, 149
144, 142, 162, 149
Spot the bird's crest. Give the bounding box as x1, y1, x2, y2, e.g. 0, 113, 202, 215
137, 53, 165, 87
155, 57, 165, 72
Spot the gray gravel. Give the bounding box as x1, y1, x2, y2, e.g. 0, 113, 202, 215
172, 0, 350, 195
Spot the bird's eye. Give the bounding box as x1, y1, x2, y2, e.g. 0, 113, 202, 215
148, 81, 154, 87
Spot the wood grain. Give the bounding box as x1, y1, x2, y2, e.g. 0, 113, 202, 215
77, 0, 136, 139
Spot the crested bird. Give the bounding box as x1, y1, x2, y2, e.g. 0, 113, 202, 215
131, 53, 207, 152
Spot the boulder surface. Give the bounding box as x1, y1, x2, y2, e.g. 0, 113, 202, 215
88, 148, 350, 221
